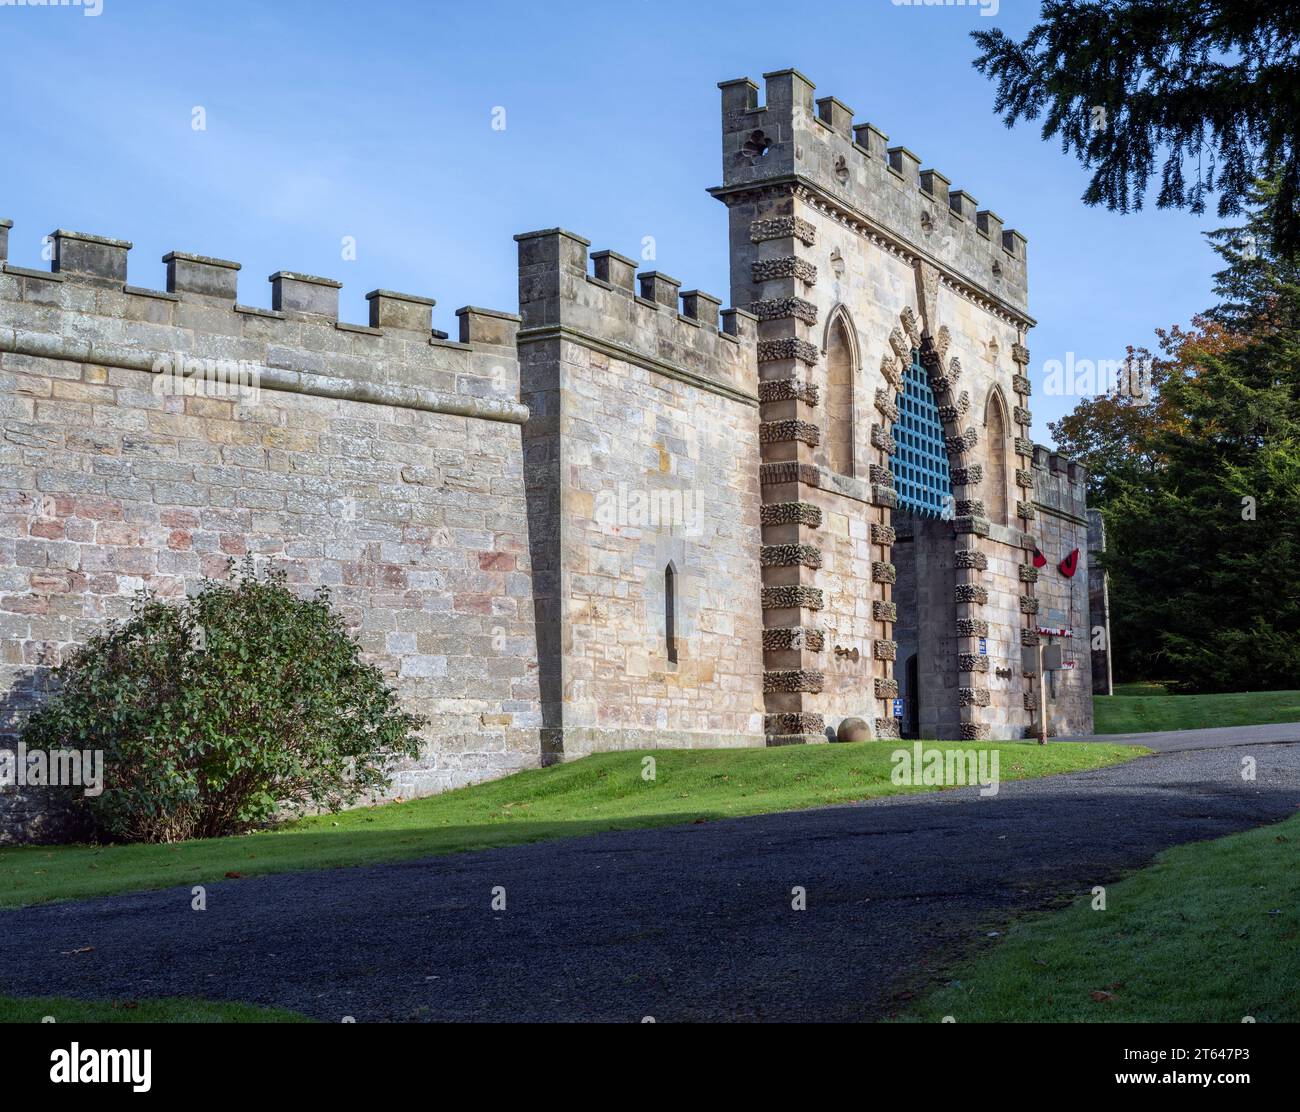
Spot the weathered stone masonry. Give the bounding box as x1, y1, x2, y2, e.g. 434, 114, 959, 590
0, 65, 1104, 842
0, 229, 543, 840
515, 228, 765, 759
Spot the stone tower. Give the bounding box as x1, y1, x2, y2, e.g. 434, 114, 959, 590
710, 68, 1090, 742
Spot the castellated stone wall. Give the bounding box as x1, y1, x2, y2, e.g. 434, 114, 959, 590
0, 227, 542, 841
516, 229, 766, 758
0, 65, 1102, 842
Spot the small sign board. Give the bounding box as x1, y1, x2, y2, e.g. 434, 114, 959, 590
978, 637, 987, 656
1021, 645, 1039, 673
1041, 644, 1064, 671
892, 698, 904, 719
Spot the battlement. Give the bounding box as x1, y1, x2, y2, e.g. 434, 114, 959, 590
514, 228, 758, 403
712, 68, 1029, 316
1031, 442, 1088, 519
0, 219, 527, 421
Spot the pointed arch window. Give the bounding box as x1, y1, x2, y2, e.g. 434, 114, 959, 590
889, 351, 951, 517
985, 390, 1010, 524
826, 316, 855, 476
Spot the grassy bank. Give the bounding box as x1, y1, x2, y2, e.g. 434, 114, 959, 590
1094, 689, 1300, 734
0, 740, 1144, 909
0, 995, 311, 1023
897, 811, 1300, 1022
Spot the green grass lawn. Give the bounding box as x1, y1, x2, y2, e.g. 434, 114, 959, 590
1110, 681, 1173, 697
1094, 689, 1300, 734
0, 740, 1144, 910
0, 995, 311, 1023
896, 811, 1300, 1023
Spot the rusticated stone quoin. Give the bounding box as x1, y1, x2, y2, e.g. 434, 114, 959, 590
954, 548, 988, 570
758, 337, 819, 366
873, 639, 898, 661
751, 296, 818, 325
752, 256, 817, 284
758, 377, 820, 405
872, 561, 897, 585
750, 216, 816, 245
762, 627, 826, 652
874, 677, 899, 699
765, 712, 825, 735
760, 461, 821, 486
1019, 564, 1039, 582
870, 523, 896, 545
958, 654, 991, 672
949, 464, 983, 485
760, 419, 820, 446
954, 516, 991, 537
761, 501, 823, 528
763, 669, 825, 694
958, 687, 991, 707
945, 428, 978, 454
761, 544, 823, 568
762, 585, 825, 610
872, 600, 898, 622
955, 584, 988, 605
957, 619, 990, 638
875, 717, 901, 740
1019, 595, 1040, 614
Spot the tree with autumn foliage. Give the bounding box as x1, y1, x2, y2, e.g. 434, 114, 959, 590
1052, 188, 1300, 691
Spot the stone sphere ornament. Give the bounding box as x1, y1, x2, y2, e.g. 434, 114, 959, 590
835, 717, 872, 743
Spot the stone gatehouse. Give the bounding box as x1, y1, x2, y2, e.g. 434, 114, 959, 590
0, 67, 1104, 841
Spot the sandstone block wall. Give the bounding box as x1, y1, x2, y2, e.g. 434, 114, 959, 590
1031, 447, 1094, 736
0, 226, 542, 841
515, 229, 766, 757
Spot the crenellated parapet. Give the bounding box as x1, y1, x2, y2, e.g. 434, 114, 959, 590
0, 222, 528, 422
514, 228, 758, 404
711, 68, 1030, 322
1031, 443, 1089, 522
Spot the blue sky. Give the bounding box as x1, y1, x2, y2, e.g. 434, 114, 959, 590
0, 0, 1225, 444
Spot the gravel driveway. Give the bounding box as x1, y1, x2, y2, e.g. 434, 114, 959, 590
3, 741, 1298, 1022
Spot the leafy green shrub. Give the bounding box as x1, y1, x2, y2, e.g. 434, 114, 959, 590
21, 560, 425, 843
